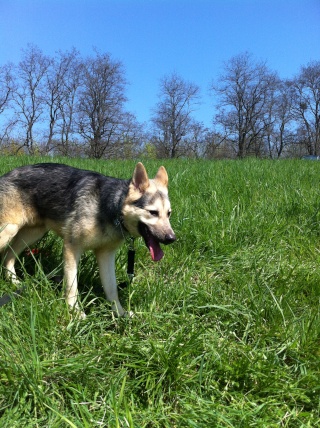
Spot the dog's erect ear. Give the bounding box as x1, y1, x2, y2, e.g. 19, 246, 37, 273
154, 166, 168, 187
132, 162, 150, 193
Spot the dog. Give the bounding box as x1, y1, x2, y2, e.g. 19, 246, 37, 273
0, 162, 176, 317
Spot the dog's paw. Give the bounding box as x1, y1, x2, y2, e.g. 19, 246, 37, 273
69, 305, 87, 320
123, 310, 134, 318
8, 274, 21, 286
77, 311, 87, 320
112, 310, 134, 318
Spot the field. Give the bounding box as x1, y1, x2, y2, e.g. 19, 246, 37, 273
0, 156, 319, 427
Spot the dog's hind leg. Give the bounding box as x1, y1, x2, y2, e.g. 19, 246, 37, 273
0, 224, 20, 250
2, 225, 47, 283
95, 248, 128, 317
63, 242, 84, 317
0, 224, 20, 283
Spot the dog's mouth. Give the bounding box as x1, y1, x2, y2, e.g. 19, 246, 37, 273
138, 222, 164, 262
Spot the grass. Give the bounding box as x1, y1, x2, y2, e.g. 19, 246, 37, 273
0, 156, 319, 427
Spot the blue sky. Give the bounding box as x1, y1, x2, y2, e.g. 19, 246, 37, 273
1, 0, 319, 128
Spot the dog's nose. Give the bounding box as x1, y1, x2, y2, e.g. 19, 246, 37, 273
164, 232, 176, 245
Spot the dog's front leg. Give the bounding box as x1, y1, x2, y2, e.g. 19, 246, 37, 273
95, 248, 128, 317
63, 242, 85, 318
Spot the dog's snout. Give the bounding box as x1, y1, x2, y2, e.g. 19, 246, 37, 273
164, 232, 176, 245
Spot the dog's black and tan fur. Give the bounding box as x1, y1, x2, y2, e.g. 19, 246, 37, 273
0, 162, 176, 317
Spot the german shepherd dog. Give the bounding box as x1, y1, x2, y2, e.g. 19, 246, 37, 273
0, 162, 176, 317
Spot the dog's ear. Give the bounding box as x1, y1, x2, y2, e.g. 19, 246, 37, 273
132, 162, 150, 193
154, 166, 168, 187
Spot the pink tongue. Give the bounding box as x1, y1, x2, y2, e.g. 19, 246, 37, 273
148, 237, 164, 261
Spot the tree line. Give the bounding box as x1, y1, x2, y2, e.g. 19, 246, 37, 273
0, 45, 319, 159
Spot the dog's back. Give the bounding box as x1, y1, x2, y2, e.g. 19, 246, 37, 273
0, 163, 130, 227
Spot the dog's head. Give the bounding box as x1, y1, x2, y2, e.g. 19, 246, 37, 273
122, 162, 176, 261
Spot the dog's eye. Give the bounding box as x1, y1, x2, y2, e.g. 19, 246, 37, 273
167, 210, 171, 218
149, 210, 159, 217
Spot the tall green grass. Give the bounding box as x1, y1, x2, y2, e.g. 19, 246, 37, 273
0, 156, 319, 427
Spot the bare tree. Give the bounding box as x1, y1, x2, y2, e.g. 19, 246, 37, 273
112, 112, 144, 158
182, 121, 208, 158
291, 61, 320, 155
0, 63, 17, 144
44, 48, 81, 154
77, 51, 128, 158
211, 52, 278, 158
151, 73, 200, 158
59, 53, 82, 155
0, 63, 15, 115
203, 130, 229, 159
266, 80, 296, 158
12, 44, 51, 153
